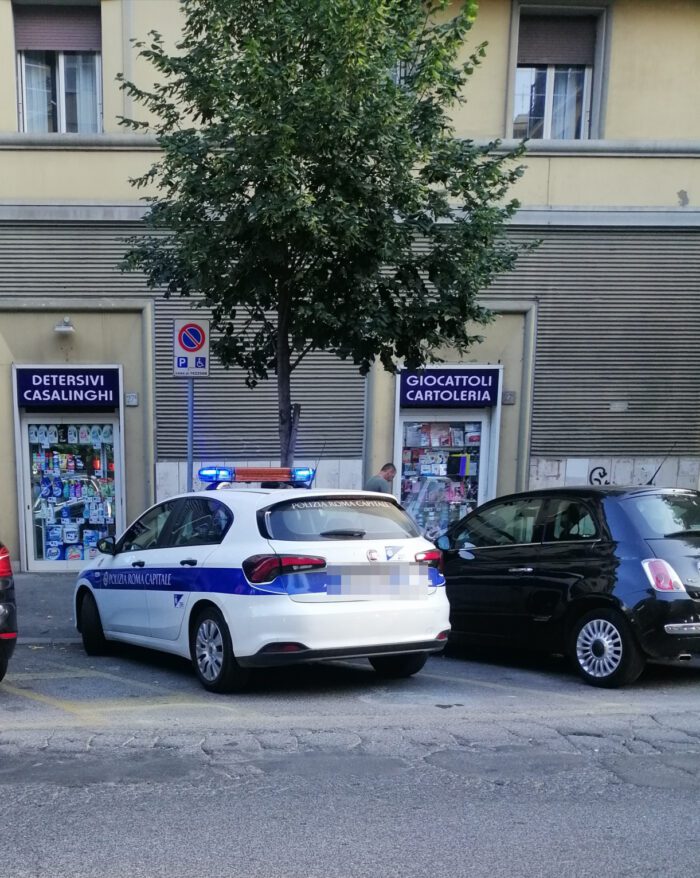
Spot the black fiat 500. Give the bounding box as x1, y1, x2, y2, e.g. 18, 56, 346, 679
437, 487, 700, 687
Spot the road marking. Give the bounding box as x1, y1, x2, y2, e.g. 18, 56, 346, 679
418, 669, 625, 705
0, 682, 103, 722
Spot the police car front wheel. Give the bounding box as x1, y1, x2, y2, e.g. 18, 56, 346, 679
190, 606, 251, 693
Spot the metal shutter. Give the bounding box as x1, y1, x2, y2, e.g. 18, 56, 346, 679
13, 5, 101, 52
154, 297, 365, 460
487, 227, 700, 456
517, 15, 597, 66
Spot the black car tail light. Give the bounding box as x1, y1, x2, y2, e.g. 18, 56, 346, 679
642, 558, 686, 593
415, 549, 443, 574
0, 545, 12, 580
243, 554, 326, 583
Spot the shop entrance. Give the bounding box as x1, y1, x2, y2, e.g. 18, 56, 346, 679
394, 365, 503, 538
20, 415, 124, 571
398, 414, 490, 539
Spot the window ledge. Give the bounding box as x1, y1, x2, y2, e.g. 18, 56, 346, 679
0, 133, 159, 150
492, 138, 700, 157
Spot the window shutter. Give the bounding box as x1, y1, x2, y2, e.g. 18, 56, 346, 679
517, 15, 597, 66
14, 5, 101, 52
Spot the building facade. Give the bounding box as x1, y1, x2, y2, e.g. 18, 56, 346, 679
0, 0, 698, 569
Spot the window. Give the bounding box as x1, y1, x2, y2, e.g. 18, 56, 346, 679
118, 502, 176, 553
265, 497, 420, 541
453, 497, 544, 549
543, 499, 599, 542
169, 498, 232, 548
14, 4, 102, 133
514, 14, 597, 140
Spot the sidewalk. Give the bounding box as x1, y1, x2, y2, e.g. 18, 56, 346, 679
13, 573, 79, 644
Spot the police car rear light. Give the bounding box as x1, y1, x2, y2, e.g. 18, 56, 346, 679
642, 558, 686, 593
415, 549, 443, 573
259, 642, 307, 653
0, 546, 12, 579
243, 554, 326, 583
436, 630, 450, 641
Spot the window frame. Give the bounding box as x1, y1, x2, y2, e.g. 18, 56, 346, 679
16, 49, 103, 134
506, 1, 610, 140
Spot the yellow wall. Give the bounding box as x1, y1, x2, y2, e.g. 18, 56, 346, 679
0, 0, 17, 131
0, 307, 153, 563
605, 0, 700, 139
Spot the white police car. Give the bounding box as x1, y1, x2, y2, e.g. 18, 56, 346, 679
74, 468, 450, 692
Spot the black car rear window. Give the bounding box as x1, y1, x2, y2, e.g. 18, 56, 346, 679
622, 493, 700, 539
263, 497, 421, 541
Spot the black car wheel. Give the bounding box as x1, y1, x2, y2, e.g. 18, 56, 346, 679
369, 652, 428, 679
570, 608, 645, 688
190, 606, 251, 693
79, 591, 109, 656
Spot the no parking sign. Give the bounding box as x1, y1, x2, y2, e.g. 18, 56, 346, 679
173, 319, 210, 377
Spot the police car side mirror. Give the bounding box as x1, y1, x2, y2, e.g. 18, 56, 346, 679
97, 537, 116, 556
435, 534, 452, 551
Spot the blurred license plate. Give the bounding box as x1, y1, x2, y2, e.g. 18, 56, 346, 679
326, 563, 429, 599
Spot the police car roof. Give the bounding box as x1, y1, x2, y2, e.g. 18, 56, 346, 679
182, 487, 395, 508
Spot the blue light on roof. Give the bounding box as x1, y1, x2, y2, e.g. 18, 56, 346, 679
291, 467, 314, 483
198, 466, 234, 483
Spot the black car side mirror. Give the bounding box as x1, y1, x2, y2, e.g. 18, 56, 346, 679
97, 537, 116, 556
435, 534, 452, 551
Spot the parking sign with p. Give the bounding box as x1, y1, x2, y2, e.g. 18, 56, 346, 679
173, 319, 210, 377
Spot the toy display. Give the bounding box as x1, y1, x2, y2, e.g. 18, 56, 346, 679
400, 420, 481, 538
28, 422, 116, 563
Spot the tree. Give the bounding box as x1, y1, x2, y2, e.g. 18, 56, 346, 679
119, 0, 525, 465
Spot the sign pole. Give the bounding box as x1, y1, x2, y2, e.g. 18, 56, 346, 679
173, 318, 210, 493
187, 376, 194, 492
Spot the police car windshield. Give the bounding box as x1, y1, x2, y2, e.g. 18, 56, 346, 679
265, 497, 420, 541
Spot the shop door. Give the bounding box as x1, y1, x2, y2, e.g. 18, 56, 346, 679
21, 416, 124, 572
398, 414, 490, 539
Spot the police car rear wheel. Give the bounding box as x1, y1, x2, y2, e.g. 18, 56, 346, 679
369, 652, 428, 678
80, 591, 109, 656
191, 607, 250, 693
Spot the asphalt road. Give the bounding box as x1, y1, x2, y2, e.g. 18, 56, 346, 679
3, 642, 700, 877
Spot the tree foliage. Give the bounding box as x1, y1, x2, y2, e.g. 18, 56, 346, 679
119, 0, 526, 464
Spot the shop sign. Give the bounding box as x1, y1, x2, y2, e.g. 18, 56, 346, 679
15, 367, 120, 409
400, 367, 500, 408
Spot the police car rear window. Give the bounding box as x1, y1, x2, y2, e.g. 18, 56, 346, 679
264, 497, 420, 541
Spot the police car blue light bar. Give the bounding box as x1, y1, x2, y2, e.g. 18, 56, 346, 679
198, 466, 234, 483
198, 466, 315, 486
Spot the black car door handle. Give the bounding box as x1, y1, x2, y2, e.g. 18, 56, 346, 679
180, 558, 197, 567
131, 560, 145, 568
508, 566, 534, 574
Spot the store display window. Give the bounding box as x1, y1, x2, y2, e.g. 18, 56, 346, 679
400, 420, 482, 539
28, 421, 117, 564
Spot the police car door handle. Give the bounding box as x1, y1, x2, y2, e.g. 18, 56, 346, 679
131, 560, 145, 568
180, 558, 197, 567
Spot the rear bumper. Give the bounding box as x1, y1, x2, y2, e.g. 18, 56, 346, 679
240, 637, 447, 668
220, 591, 451, 663
633, 594, 700, 659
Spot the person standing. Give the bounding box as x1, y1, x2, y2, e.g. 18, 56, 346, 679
364, 463, 396, 494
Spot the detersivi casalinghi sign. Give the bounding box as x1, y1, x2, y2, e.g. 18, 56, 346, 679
15, 367, 120, 409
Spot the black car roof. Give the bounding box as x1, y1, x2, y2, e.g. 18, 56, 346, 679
492, 486, 698, 502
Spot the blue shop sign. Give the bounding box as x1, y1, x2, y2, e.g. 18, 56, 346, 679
400, 367, 500, 408
16, 367, 120, 409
